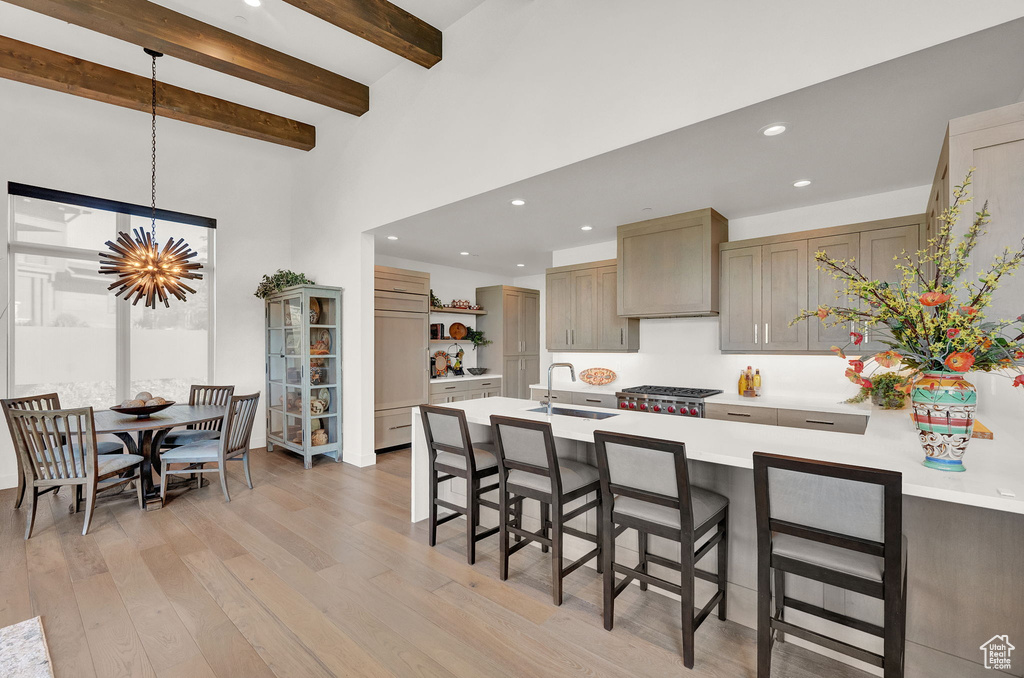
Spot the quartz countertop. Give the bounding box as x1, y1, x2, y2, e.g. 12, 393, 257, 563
430, 374, 502, 384
428, 396, 1024, 514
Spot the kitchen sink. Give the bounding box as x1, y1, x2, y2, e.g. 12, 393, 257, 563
527, 406, 620, 420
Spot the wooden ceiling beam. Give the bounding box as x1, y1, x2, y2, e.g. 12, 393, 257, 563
4, 0, 369, 115
0, 35, 317, 151
281, 0, 441, 68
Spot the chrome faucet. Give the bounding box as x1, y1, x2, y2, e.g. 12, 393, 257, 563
547, 362, 576, 416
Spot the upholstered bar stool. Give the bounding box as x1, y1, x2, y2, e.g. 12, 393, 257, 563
593, 431, 728, 669
753, 452, 907, 678
490, 415, 602, 605
421, 405, 521, 565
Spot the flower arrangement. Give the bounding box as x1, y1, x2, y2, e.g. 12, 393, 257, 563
846, 372, 907, 409
793, 171, 1024, 390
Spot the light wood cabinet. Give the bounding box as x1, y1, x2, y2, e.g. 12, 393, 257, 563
928, 101, 1024, 327
706, 401, 868, 434
428, 378, 502, 403
705, 403, 778, 426
476, 285, 540, 399
545, 260, 639, 352
720, 215, 924, 354
617, 208, 728, 317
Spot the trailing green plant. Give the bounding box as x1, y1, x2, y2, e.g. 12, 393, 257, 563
846, 372, 908, 409
465, 326, 491, 350
254, 270, 316, 299
430, 289, 443, 309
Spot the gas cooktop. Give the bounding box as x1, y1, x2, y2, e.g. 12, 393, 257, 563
618, 385, 724, 399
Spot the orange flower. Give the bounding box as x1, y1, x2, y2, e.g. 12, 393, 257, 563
848, 360, 864, 374
920, 291, 951, 307
982, 339, 993, 350
874, 351, 902, 368
946, 328, 960, 339
1014, 375, 1024, 388
816, 307, 829, 320
830, 346, 847, 359
960, 306, 978, 316
858, 378, 873, 389
944, 352, 975, 372
844, 368, 861, 383
1016, 351, 1024, 360
850, 331, 864, 345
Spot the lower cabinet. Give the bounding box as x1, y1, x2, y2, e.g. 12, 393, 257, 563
705, 401, 868, 434
529, 388, 618, 409
428, 378, 503, 404
374, 407, 416, 450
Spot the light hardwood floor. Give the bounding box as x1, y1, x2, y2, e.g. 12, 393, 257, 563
0, 447, 872, 678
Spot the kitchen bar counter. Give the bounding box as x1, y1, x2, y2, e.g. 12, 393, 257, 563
409, 397, 1024, 676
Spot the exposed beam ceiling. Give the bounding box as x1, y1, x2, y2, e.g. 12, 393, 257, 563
282, 0, 441, 68
0, 34, 316, 150
4, 0, 370, 115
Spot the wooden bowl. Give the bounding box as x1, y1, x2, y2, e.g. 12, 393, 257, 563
110, 401, 176, 419
449, 322, 468, 340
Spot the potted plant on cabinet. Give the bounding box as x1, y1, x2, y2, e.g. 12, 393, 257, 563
794, 172, 1024, 472
254, 270, 316, 299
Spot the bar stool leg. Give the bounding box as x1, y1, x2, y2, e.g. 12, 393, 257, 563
602, 508, 615, 631
513, 497, 523, 543
756, 562, 773, 677
540, 501, 550, 554
773, 568, 785, 642
594, 492, 603, 575
467, 477, 480, 565
551, 499, 564, 606
637, 531, 649, 591
499, 485, 510, 581
718, 508, 729, 621
680, 552, 695, 669
428, 467, 438, 547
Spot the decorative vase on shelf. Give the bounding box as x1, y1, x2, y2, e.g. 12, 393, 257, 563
910, 371, 977, 472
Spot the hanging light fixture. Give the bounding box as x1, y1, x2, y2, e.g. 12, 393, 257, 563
99, 48, 203, 309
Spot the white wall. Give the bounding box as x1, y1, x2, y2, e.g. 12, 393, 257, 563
292, 2, 1024, 466
0, 80, 298, 488
544, 186, 1024, 418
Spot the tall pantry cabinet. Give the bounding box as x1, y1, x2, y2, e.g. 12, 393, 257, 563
475, 285, 541, 399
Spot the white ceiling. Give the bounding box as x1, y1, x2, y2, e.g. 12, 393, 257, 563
371, 18, 1024, 276
0, 0, 483, 125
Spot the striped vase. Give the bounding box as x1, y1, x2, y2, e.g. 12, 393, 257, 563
911, 371, 977, 472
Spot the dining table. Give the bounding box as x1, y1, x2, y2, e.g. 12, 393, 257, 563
93, 404, 226, 510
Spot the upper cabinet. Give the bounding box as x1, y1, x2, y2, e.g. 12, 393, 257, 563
928, 101, 1024, 326
720, 215, 924, 354
545, 260, 639, 352
617, 208, 729, 317
475, 285, 541, 397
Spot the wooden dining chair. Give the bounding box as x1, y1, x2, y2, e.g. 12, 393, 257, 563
161, 385, 235, 448
159, 393, 260, 503
8, 406, 144, 538
3, 393, 126, 509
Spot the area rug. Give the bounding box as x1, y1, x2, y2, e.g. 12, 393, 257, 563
0, 616, 55, 677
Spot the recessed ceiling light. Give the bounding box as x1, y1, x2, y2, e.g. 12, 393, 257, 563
580, 225, 593, 231
516, 263, 525, 267
244, 0, 261, 6
793, 180, 812, 188
386, 235, 398, 240
761, 123, 787, 136
510, 199, 526, 206
460, 251, 470, 256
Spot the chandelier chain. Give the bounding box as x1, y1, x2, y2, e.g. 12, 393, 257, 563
150, 52, 157, 241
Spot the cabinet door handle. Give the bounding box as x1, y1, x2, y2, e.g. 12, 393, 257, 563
571, 329, 575, 345
585, 398, 601, 403
754, 324, 758, 344
444, 386, 456, 390
805, 419, 835, 426
481, 382, 491, 386
565, 329, 569, 345
765, 323, 770, 344
392, 287, 407, 292
620, 328, 624, 345
388, 424, 412, 430
726, 412, 752, 417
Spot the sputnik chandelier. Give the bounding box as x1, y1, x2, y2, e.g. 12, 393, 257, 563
99, 48, 203, 309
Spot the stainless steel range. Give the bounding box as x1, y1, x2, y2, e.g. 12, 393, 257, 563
615, 385, 724, 417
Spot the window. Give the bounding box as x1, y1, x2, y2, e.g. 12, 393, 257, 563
7, 184, 215, 408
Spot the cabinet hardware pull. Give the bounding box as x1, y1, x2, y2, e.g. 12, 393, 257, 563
765, 323, 770, 344
444, 386, 456, 390
620, 328, 624, 345
571, 329, 574, 345
481, 382, 491, 386
754, 324, 758, 344
565, 329, 569, 345
805, 419, 834, 426
388, 424, 412, 430
585, 398, 600, 403
727, 412, 752, 417
392, 287, 407, 292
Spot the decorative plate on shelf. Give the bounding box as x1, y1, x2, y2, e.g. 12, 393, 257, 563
579, 367, 617, 386
317, 387, 331, 409
309, 297, 321, 324
310, 329, 331, 355
448, 322, 468, 340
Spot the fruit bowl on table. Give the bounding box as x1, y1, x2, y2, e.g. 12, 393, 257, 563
110, 401, 175, 419
467, 368, 489, 376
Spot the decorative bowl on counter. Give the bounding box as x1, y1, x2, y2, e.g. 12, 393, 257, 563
467, 367, 489, 376
110, 401, 175, 419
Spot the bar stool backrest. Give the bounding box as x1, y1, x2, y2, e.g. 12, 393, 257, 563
421, 405, 479, 473
490, 416, 562, 495
753, 453, 902, 579
593, 431, 694, 535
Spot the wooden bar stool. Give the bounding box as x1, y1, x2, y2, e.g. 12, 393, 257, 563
753, 452, 907, 678
593, 431, 728, 669
490, 415, 602, 605
421, 405, 520, 565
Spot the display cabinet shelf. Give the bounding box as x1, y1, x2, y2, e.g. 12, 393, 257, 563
264, 284, 343, 468
430, 306, 487, 315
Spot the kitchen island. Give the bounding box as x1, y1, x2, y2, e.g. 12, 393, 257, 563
410, 397, 1024, 677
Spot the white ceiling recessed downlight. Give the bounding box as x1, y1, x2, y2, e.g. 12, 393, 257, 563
460, 251, 470, 256
244, 0, 261, 6
793, 180, 812, 188
580, 225, 593, 231
517, 263, 525, 267
510, 199, 526, 206
386, 236, 398, 240
761, 123, 787, 136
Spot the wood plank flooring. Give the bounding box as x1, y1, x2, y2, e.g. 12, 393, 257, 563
0, 448, 873, 678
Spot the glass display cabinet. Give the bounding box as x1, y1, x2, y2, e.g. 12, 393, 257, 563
265, 284, 343, 468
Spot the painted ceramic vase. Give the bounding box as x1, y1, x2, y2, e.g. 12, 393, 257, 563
910, 371, 977, 472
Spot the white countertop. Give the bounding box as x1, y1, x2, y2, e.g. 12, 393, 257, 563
430, 374, 501, 384
528, 383, 619, 396
437, 396, 1024, 514
706, 392, 870, 416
